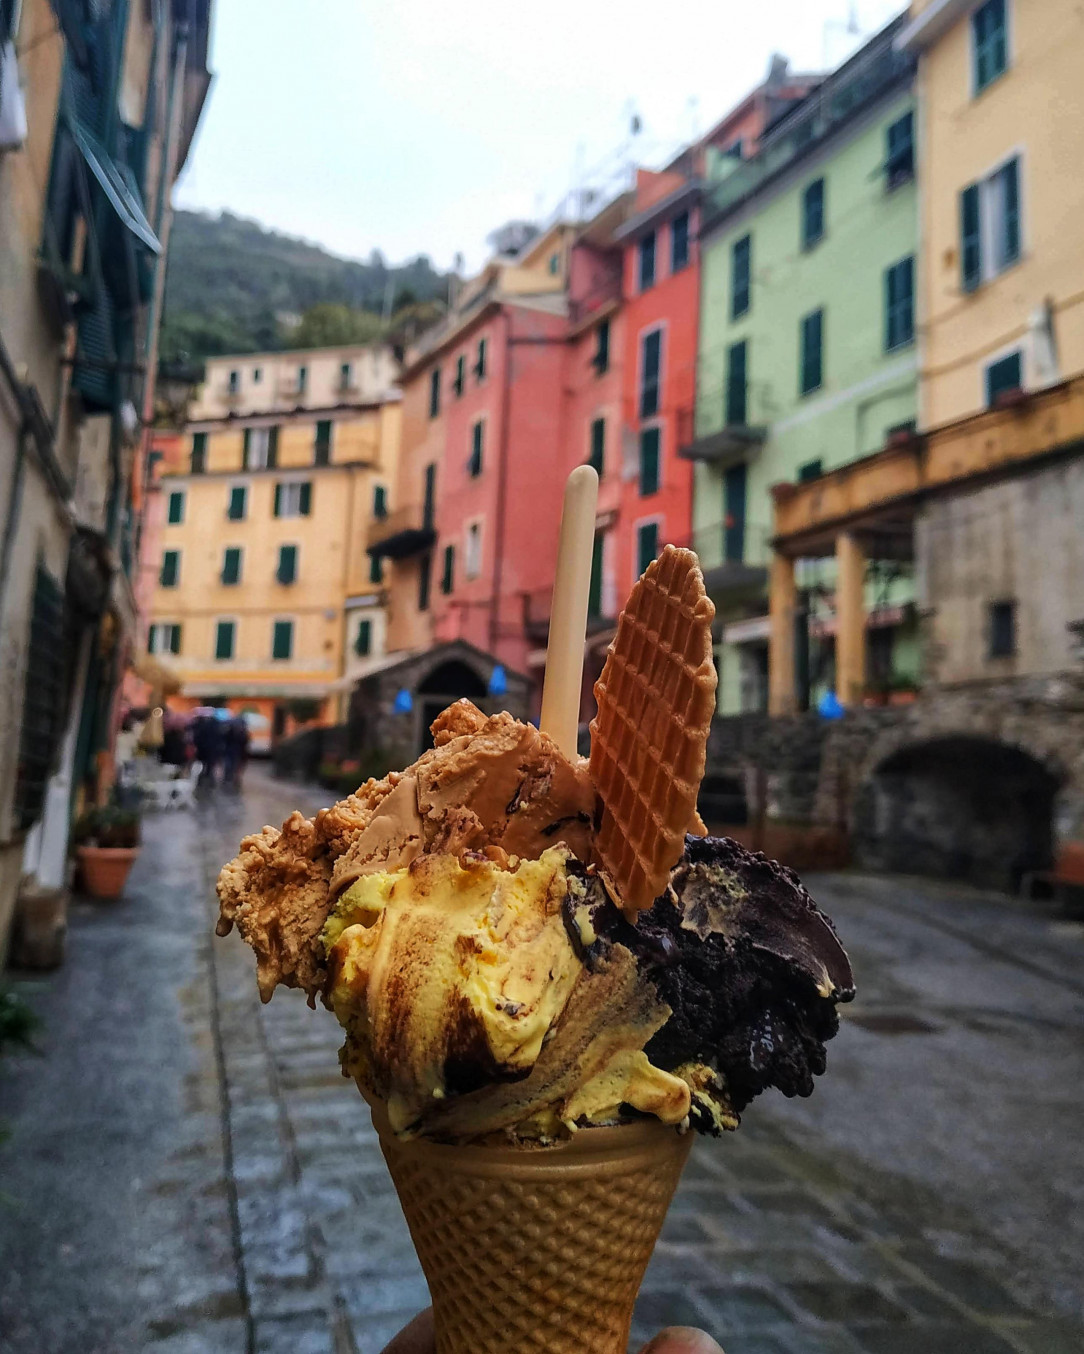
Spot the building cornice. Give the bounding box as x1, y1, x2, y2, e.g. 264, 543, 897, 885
186, 397, 394, 430
895, 0, 975, 52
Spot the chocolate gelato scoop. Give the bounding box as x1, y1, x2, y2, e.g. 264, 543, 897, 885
570, 834, 855, 1134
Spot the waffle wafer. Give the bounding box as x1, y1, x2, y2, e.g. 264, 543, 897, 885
589, 545, 716, 920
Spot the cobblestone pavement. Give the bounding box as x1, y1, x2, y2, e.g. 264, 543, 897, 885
2, 765, 1083, 1354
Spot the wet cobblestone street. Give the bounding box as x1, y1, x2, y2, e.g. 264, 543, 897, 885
2, 766, 1082, 1354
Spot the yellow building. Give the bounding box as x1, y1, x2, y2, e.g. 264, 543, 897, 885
151, 346, 401, 733
902, 0, 1084, 425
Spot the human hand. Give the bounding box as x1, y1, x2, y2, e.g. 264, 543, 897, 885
379, 1309, 723, 1353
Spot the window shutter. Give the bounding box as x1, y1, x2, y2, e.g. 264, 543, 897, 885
369, 552, 382, 584
1001, 158, 1020, 265
726, 341, 747, 425
243, 428, 251, 469
639, 428, 660, 495
170, 625, 182, 655
441, 543, 455, 594
273, 483, 283, 517
267, 426, 279, 468
299, 482, 312, 516
961, 184, 982, 291
418, 552, 432, 611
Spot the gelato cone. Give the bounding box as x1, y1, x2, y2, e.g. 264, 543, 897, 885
370, 1097, 691, 1354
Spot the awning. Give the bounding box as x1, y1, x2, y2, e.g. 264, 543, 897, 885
68, 115, 161, 255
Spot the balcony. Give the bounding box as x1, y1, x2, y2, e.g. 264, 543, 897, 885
568, 268, 623, 329
677, 391, 767, 463
366, 503, 436, 560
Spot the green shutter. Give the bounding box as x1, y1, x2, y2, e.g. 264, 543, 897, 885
167, 490, 184, 524
800, 310, 823, 395
272, 620, 292, 660
160, 550, 179, 586
476, 337, 487, 379
961, 184, 982, 291
731, 235, 751, 318
469, 422, 483, 476
191, 432, 206, 472
222, 547, 241, 585
267, 426, 279, 467
593, 320, 609, 373
637, 523, 658, 578
441, 543, 455, 594
273, 483, 283, 517
639, 428, 660, 496
418, 552, 432, 611
277, 545, 297, 585
725, 341, 747, 426
588, 418, 605, 475
314, 421, 331, 465
1000, 158, 1020, 265
228, 485, 246, 520
369, 552, 382, 584
299, 482, 312, 516
802, 179, 825, 249
215, 621, 234, 660
588, 533, 604, 619
170, 624, 182, 655
354, 618, 372, 657
373, 485, 387, 518
243, 428, 251, 468
639, 331, 661, 417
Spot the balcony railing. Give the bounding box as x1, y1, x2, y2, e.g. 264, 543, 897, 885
679, 384, 767, 462
366, 503, 436, 560
568, 268, 623, 328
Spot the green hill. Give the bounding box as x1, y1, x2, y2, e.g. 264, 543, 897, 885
160, 210, 450, 363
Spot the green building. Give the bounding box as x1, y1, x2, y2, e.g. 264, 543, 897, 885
686, 20, 919, 714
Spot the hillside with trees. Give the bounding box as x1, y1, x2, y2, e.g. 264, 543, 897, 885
161, 210, 450, 364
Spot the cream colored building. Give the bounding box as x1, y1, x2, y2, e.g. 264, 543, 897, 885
151, 346, 401, 732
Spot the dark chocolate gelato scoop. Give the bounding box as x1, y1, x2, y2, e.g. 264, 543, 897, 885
569, 834, 855, 1135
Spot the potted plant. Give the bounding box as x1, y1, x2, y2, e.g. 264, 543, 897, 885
72, 803, 142, 900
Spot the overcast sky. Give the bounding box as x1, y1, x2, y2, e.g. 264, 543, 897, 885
174, 0, 906, 273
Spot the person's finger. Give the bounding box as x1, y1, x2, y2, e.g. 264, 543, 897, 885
379, 1307, 436, 1353
640, 1328, 725, 1354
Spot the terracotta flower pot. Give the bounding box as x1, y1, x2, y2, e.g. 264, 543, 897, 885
77, 845, 140, 900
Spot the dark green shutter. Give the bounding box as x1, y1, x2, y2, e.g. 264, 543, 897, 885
640, 330, 661, 417
170, 625, 182, 655
441, 543, 455, 594
725, 341, 747, 425
272, 620, 292, 660
588, 533, 603, 619
314, 421, 331, 465
639, 428, 660, 496
961, 185, 982, 291
160, 550, 179, 586
299, 482, 312, 516
243, 428, 251, 468
215, 621, 234, 660
469, 422, 483, 476
636, 523, 658, 578
1001, 158, 1020, 265
222, 547, 241, 585
724, 462, 747, 563
369, 553, 382, 584
354, 619, 372, 656
167, 490, 184, 524
594, 319, 610, 373
731, 235, 751, 318
429, 368, 441, 418
191, 432, 206, 472
800, 310, 823, 395
228, 485, 246, 520
373, 485, 387, 518
267, 426, 279, 467
588, 418, 605, 475
476, 337, 487, 379
418, 553, 431, 611
277, 545, 297, 584
273, 483, 283, 517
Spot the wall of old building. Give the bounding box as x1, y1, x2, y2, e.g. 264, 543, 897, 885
917, 457, 1084, 685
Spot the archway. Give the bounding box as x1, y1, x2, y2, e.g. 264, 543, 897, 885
416, 659, 488, 751
853, 736, 1061, 892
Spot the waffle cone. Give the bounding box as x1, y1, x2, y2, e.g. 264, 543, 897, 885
370, 1102, 692, 1354
590, 544, 717, 919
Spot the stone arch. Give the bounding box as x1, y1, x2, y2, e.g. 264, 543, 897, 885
852, 733, 1066, 891
413, 654, 490, 752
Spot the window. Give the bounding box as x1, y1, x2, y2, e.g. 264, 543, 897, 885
148, 622, 181, 656
429, 368, 441, 418
988, 599, 1016, 658
271, 620, 293, 661
227, 369, 239, 394
160, 549, 180, 587
731, 234, 751, 319
13, 565, 66, 831
465, 521, 482, 579
973, 0, 1007, 93
340, 361, 352, 389
885, 111, 914, 188
798, 459, 823, 483
214, 620, 235, 661
423, 463, 436, 527
725, 138, 744, 159
418, 552, 432, 611
167, 490, 185, 525
636, 522, 659, 578
274, 481, 312, 518
297, 365, 308, 393
638, 232, 656, 291
453, 355, 465, 397
191, 432, 207, 474
277, 544, 298, 585
588, 417, 605, 476
474, 337, 488, 380
227, 484, 247, 520
369, 552, 382, 585
884, 256, 915, 351
253, 367, 262, 383
670, 211, 690, 273
985, 350, 1022, 406
441, 543, 455, 595
468, 420, 484, 477
593, 318, 610, 374
639, 427, 660, 496
588, 532, 604, 619
724, 462, 747, 563
801, 179, 825, 250
725, 340, 747, 426
549, 252, 560, 275
314, 420, 332, 466
354, 618, 372, 657
221, 546, 242, 586
373, 484, 388, 519
639, 329, 662, 418
244, 426, 278, 470
961, 156, 1021, 291
799, 309, 824, 395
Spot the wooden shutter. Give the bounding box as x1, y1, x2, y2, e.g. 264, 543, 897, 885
268, 426, 279, 467
273, 483, 283, 517
243, 427, 251, 468
299, 482, 312, 516
961, 184, 982, 291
